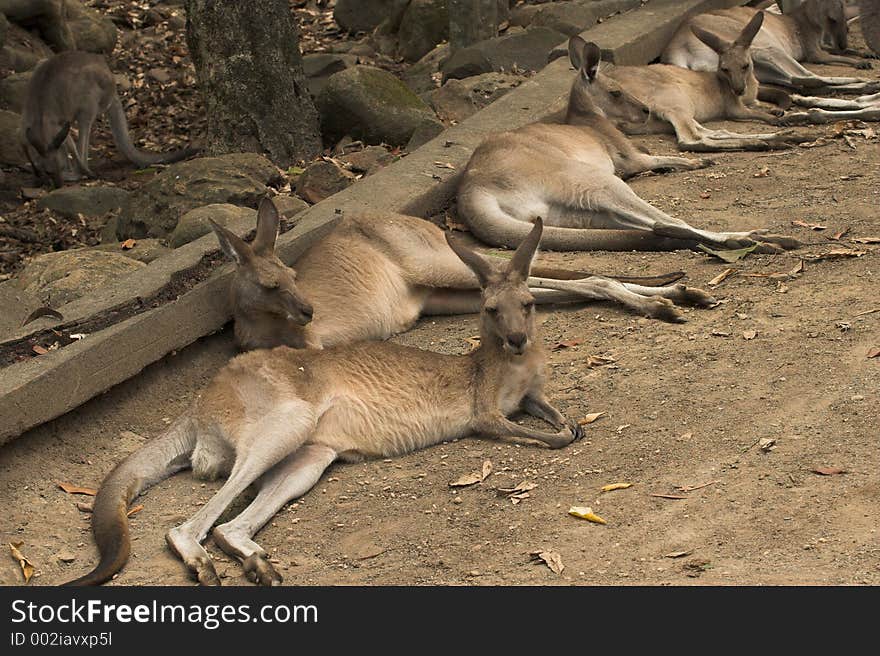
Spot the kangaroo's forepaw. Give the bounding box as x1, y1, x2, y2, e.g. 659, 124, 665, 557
644, 296, 685, 323
569, 420, 586, 442
855, 60, 873, 70
191, 556, 221, 586
243, 553, 283, 586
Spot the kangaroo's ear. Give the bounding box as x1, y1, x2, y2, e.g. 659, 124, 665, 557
48, 122, 71, 151
736, 11, 764, 48
691, 25, 734, 55
252, 197, 279, 255
568, 36, 601, 81
210, 219, 253, 265
25, 126, 46, 157
568, 35, 588, 70
508, 218, 542, 281
446, 233, 494, 288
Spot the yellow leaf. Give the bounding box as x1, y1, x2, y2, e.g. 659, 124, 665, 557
600, 482, 633, 493
578, 412, 606, 425
8, 542, 35, 584
568, 506, 607, 524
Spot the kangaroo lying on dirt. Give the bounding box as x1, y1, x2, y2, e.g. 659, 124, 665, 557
21, 51, 198, 187
663, 0, 877, 92
780, 90, 880, 122
604, 12, 806, 151
212, 200, 717, 351
66, 219, 586, 586
456, 37, 801, 254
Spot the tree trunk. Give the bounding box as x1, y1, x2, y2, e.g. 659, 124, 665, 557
448, 0, 498, 52
184, 0, 321, 166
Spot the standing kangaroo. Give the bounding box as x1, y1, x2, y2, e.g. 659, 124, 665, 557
603, 12, 806, 151
212, 200, 717, 351
456, 37, 801, 254
21, 51, 198, 187
66, 219, 587, 587
663, 0, 877, 92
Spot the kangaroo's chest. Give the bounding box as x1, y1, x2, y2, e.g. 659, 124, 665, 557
496, 358, 542, 416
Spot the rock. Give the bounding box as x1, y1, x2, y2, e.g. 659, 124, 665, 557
271, 194, 310, 219
338, 146, 395, 175
509, 4, 542, 28
441, 26, 567, 81
334, 0, 407, 33
116, 153, 280, 239
295, 160, 358, 204
168, 14, 185, 30
94, 239, 171, 264
148, 67, 171, 83
317, 65, 439, 147
0, 13, 8, 48
302, 52, 358, 97
17, 249, 145, 306
399, 0, 448, 62
55, 551, 76, 563
347, 42, 375, 57
428, 72, 523, 123
169, 204, 257, 248
37, 185, 131, 218
405, 118, 445, 151
0, 109, 26, 167
0, 70, 31, 112
402, 43, 450, 94
529, 0, 641, 37
0, 22, 52, 73
66, 0, 118, 53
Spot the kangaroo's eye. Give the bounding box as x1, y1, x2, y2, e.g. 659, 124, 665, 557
742, 64, 749, 71
610, 89, 622, 98
720, 67, 730, 73
486, 306, 498, 314
523, 301, 535, 311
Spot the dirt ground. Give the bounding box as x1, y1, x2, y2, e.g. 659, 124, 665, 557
2, 54, 879, 586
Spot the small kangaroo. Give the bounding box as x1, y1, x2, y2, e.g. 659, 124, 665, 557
456, 37, 801, 254
213, 200, 717, 352
66, 219, 586, 586
21, 51, 198, 187
663, 0, 877, 92
603, 12, 806, 151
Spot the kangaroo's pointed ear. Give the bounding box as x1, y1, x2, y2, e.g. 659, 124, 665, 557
581, 41, 602, 81
568, 35, 588, 70
508, 218, 543, 281
48, 122, 70, 151
691, 25, 734, 55
210, 219, 253, 265
446, 233, 494, 288
736, 11, 764, 48
252, 197, 279, 255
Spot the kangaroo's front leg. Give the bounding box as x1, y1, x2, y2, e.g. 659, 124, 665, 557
521, 392, 567, 428
475, 413, 584, 449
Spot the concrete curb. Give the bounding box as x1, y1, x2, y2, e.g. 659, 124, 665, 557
0, 0, 747, 446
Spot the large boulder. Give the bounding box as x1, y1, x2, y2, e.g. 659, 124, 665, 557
441, 26, 567, 81
0, 109, 26, 167
528, 0, 641, 37
168, 204, 256, 248
402, 43, 450, 94
115, 153, 280, 239
334, 0, 407, 33
398, 0, 448, 63
0, 70, 30, 112
94, 239, 171, 264
66, 0, 118, 53
37, 185, 131, 218
0, 22, 52, 73
428, 72, 523, 123
317, 65, 440, 146
338, 145, 396, 175
16, 249, 145, 306
295, 160, 358, 204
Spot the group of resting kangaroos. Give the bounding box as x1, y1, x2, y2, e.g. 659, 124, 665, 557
29, 1, 872, 585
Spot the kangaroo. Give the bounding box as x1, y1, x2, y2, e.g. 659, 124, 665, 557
662, 0, 878, 93
456, 37, 801, 255
780, 89, 880, 122
603, 12, 805, 152
66, 219, 589, 586
211, 201, 716, 353
21, 51, 198, 188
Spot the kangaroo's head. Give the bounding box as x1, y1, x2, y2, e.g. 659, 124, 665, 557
446, 219, 543, 357
210, 198, 314, 330
789, 0, 848, 51
23, 122, 71, 188
564, 36, 651, 129
692, 11, 764, 97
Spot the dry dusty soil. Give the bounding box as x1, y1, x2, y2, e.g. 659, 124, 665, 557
1, 63, 879, 588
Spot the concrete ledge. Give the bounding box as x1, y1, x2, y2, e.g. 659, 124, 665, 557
0, 0, 748, 446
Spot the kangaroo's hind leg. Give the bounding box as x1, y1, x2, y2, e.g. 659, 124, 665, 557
166, 401, 317, 585
212, 444, 337, 586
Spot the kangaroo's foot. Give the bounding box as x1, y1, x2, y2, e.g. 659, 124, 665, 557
166, 525, 221, 586
642, 296, 686, 323
666, 284, 717, 308
242, 553, 283, 587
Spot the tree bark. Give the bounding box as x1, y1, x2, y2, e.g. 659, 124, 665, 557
448, 0, 499, 52
184, 0, 321, 166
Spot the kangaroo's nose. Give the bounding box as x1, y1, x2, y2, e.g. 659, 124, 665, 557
301, 304, 314, 321
507, 333, 527, 349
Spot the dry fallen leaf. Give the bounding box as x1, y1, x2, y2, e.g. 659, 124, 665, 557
578, 411, 606, 425
789, 260, 805, 276
449, 459, 493, 487
32, 344, 49, 356
568, 506, 607, 524
664, 550, 693, 559
530, 550, 564, 575
708, 268, 736, 287
497, 481, 537, 496
743, 330, 757, 340
676, 480, 719, 493
8, 542, 35, 584
600, 482, 633, 493
120, 238, 137, 250
852, 237, 880, 244
868, 347, 880, 359
811, 467, 847, 476
791, 220, 827, 231
754, 166, 771, 177
463, 336, 481, 352
650, 493, 688, 500
127, 504, 144, 517
804, 249, 867, 261
759, 437, 777, 452
587, 354, 616, 368
57, 481, 98, 496
552, 340, 581, 350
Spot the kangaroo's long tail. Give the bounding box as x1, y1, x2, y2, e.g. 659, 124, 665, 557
107, 94, 199, 168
